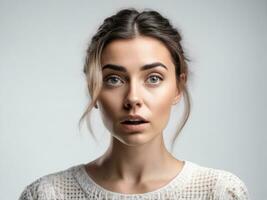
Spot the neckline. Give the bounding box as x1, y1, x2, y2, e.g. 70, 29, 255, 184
75, 160, 191, 197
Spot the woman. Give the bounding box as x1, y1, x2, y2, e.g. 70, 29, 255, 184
19, 8, 249, 200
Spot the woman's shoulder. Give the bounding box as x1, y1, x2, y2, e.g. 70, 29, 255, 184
185, 160, 250, 199
18, 164, 83, 200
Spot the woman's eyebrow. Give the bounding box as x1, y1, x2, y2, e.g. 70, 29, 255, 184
102, 62, 168, 72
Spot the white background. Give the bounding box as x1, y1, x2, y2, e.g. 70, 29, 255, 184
0, 0, 266, 199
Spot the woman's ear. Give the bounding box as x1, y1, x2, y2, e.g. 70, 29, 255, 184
173, 73, 185, 105
94, 101, 98, 109
173, 90, 181, 105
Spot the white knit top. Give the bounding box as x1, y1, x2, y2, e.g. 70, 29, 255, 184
18, 160, 249, 199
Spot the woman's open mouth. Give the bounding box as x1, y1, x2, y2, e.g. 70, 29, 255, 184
120, 116, 149, 132
120, 121, 149, 132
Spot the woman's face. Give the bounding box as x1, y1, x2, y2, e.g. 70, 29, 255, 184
97, 36, 181, 146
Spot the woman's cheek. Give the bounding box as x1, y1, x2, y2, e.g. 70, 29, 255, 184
149, 87, 175, 128
98, 92, 117, 117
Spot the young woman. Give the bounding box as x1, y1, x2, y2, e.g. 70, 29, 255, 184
19, 8, 249, 200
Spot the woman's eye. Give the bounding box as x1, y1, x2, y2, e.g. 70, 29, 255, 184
146, 75, 163, 85
104, 76, 123, 86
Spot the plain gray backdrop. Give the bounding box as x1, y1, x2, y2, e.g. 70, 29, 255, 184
0, 0, 266, 199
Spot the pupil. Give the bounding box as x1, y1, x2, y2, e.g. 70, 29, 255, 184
151, 76, 158, 82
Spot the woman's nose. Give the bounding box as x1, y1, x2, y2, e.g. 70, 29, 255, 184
123, 82, 142, 110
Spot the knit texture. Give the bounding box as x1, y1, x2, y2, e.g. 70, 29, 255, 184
18, 160, 249, 200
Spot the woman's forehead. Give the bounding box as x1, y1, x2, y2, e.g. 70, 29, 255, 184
101, 36, 173, 67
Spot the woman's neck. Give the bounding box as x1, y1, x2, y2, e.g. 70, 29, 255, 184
93, 134, 181, 184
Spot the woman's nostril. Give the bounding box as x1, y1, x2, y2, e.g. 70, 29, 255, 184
123, 99, 142, 110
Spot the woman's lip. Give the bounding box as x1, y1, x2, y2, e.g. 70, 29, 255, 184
120, 122, 149, 132
120, 115, 149, 123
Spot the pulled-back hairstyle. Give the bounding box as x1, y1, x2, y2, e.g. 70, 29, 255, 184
79, 8, 192, 152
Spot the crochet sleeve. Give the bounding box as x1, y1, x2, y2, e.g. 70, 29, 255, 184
18, 177, 58, 200
214, 170, 250, 200
19, 185, 34, 200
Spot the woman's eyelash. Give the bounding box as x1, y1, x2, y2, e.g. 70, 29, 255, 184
146, 74, 163, 83
148, 74, 163, 80
104, 75, 123, 84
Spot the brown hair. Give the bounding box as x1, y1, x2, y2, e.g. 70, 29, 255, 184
79, 8, 192, 152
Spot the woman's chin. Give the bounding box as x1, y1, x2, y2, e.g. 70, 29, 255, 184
113, 132, 157, 147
